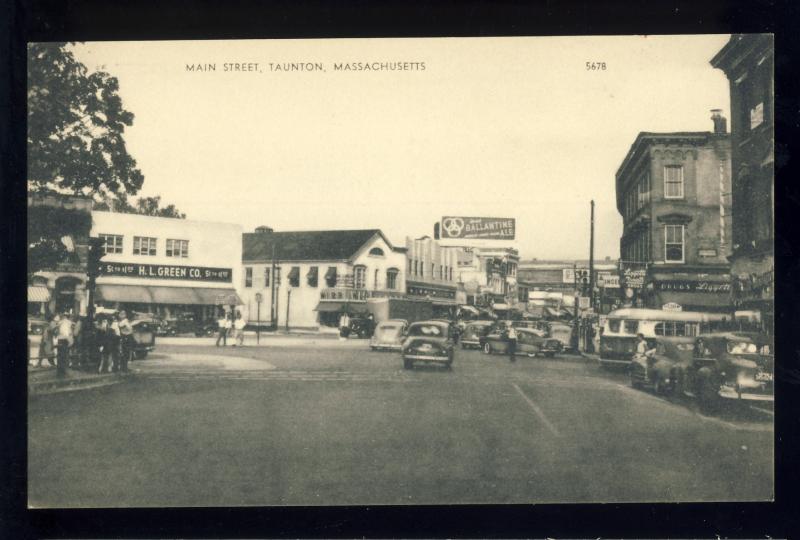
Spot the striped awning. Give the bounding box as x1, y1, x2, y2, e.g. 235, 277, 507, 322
28, 286, 51, 303
97, 284, 243, 306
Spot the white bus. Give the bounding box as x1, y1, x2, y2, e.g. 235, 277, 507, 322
598, 308, 728, 366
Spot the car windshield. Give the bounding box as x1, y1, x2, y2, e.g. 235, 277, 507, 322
408, 324, 444, 337
728, 341, 758, 354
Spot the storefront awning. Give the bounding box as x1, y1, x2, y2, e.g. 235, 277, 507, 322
314, 301, 368, 314
97, 284, 154, 303
97, 284, 242, 306
27, 285, 51, 303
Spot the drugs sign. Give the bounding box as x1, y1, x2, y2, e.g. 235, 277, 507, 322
440, 217, 515, 240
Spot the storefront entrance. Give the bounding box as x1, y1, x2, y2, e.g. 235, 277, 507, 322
54, 276, 82, 315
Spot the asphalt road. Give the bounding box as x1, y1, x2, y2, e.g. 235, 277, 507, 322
28, 340, 773, 507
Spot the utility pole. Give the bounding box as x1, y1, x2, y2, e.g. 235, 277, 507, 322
589, 199, 595, 309
270, 242, 278, 330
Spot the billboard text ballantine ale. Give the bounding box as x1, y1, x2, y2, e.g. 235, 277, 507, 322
440, 217, 515, 240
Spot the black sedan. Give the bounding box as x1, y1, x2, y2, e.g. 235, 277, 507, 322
401, 320, 455, 370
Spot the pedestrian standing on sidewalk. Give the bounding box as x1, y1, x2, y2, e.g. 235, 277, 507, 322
69, 313, 83, 368
97, 315, 112, 373
339, 311, 351, 340
55, 312, 74, 378
37, 315, 57, 368
506, 322, 517, 362
109, 314, 121, 372
233, 311, 246, 346
118, 310, 133, 373
216, 311, 230, 347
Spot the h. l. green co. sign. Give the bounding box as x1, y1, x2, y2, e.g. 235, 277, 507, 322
100, 262, 232, 283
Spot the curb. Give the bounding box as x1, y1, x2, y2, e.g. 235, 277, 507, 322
29, 373, 133, 396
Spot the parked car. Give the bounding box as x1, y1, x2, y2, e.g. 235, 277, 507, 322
165, 312, 216, 337
349, 316, 375, 339
548, 322, 574, 352
460, 321, 495, 350
629, 337, 693, 395
401, 320, 455, 370
480, 327, 562, 357
678, 333, 774, 406
370, 319, 408, 351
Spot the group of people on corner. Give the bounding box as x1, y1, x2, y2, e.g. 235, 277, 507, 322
35, 309, 133, 377
215, 310, 246, 347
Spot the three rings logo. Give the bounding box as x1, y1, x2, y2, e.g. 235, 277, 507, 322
442, 217, 465, 237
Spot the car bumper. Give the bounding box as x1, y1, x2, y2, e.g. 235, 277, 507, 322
718, 387, 774, 402
460, 339, 481, 347
403, 354, 450, 362
372, 343, 402, 350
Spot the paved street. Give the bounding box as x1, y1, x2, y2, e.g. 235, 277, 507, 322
28, 339, 773, 507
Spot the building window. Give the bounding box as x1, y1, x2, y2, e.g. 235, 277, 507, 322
307, 266, 318, 287
419, 261, 424, 278
133, 236, 157, 256
354, 265, 367, 289
166, 239, 189, 258
664, 165, 684, 199
264, 267, 270, 287
368, 247, 385, 257
638, 172, 651, 209
431, 263, 435, 278
325, 266, 337, 287
288, 266, 300, 287
274, 267, 281, 286
244, 267, 253, 288
98, 234, 123, 254
386, 268, 399, 290
665, 225, 685, 263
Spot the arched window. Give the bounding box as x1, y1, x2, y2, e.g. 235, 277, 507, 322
368, 247, 385, 257
386, 268, 399, 290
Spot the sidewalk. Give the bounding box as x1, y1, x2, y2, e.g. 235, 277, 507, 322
28, 365, 131, 396
157, 331, 365, 348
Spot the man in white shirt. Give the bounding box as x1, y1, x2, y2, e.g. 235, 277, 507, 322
233, 312, 246, 346
216, 312, 231, 347
117, 311, 133, 373
506, 322, 517, 362
55, 312, 74, 377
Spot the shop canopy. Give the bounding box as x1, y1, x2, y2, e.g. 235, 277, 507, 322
96, 284, 243, 306
314, 301, 369, 314
27, 285, 51, 303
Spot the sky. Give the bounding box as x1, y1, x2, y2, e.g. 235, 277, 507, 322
71, 35, 731, 260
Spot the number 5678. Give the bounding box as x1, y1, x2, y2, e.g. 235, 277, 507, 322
586, 62, 607, 70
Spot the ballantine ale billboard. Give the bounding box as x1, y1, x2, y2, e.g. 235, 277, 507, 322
440, 217, 515, 240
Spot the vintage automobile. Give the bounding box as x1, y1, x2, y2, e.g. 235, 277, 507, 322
401, 320, 455, 370
460, 320, 495, 350
546, 322, 573, 352
480, 326, 562, 357
678, 333, 774, 406
629, 337, 694, 395
369, 319, 409, 351
164, 312, 217, 337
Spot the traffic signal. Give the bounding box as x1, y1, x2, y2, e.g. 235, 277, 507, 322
433, 222, 440, 240
87, 237, 106, 279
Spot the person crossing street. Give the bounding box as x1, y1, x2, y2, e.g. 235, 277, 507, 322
506, 322, 517, 362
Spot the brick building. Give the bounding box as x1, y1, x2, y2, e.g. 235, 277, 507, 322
710, 34, 774, 333
615, 116, 733, 313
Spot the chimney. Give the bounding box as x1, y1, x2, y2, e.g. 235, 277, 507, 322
711, 109, 727, 134
255, 226, 273, 234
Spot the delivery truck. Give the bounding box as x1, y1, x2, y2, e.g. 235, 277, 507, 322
367, 297, 434, 324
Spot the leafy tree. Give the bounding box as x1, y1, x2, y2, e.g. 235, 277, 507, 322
27, 42, 144, 199
94, 195, 186, 219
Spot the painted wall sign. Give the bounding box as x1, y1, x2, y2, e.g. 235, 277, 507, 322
440, 216, 515, 239
100, 262, 232, 283
654, 280, 731, 293
621, 268, 646, 289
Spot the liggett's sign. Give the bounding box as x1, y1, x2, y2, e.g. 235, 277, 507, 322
100, 262, 232, 283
